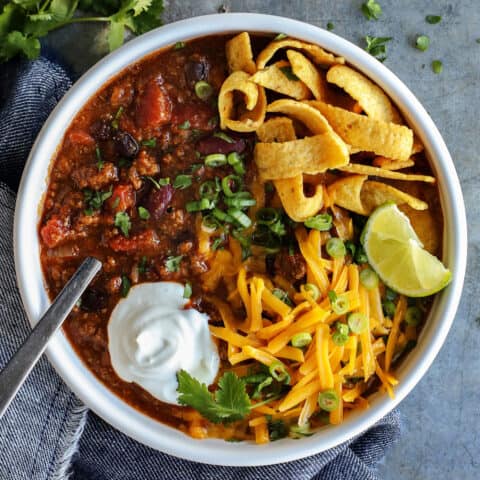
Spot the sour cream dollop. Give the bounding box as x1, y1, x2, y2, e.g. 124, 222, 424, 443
108, 282, 219, 405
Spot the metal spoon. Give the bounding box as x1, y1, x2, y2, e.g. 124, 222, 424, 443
0, 256, 102, 419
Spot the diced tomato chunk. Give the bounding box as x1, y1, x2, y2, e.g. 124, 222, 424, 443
136, 78, 172, 129
68, 130, 96, 146
172, 102, 215, 131
40, 215, 70, 248
107, 184, 135, 213
109, 229, 160, 254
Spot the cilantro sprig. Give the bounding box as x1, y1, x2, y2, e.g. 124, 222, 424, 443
361, 0, 382, 21
177, 370, 251, 423
364, 35, 392, 62
0, 0, 164, 63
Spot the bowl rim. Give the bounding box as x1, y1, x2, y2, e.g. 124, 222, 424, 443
14, 12, 467, 466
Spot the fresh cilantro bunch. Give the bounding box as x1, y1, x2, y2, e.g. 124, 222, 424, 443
0, 0, 164, 63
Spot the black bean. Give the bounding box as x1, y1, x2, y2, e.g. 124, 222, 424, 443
115, 131, 139, 158
80, 289, 107, 312
184, 55, 210, 86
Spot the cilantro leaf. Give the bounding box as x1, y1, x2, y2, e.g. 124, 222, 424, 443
426, 15, 442, 25
177, 370, 251, 423
364, 35, 392, 62
361, 0, 382, 21
114, 211, 131, 236
0, 30, 40, 61
165, 255, 183, 272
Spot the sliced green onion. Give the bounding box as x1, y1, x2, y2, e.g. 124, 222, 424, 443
272, 288, 293, 306
201, 214, 220, 232
382, 300, 396, 318
336, 323, 349, 336
194, 81, 213, 100
174, 41, 186, 50
345, 240, 356, 257
303, 283, 320, 301
221, 175, 243, 197
432, 60, 443, 74
227, 208, 252, 228
224, 196, 256, 209
326, 237, 346, 258
173, 174, 192, 190
330, 292, 350, 315
405, 306, 422, 326
214, 131, 235, 143
212, 208, 234, 223
199, 180, 219, 200
227, 151, 245, 175
354, 245, 368, 264
178, 120, 190, 130
385, 287, 398, 301
186, 198, 215, 212
332, 332, 349, 346
318, 390, 339, 412
359, 267, 379, 290
183, 282, 192, 299
111, 106, 124, 129
291, 332, 312, 348
289, 423, 314, 438
274, 33, 288, 41
141, 138, 156, 147
304, 213, 332, 231
121, 275, 131, 298
205, 153, 227, 167
347, 312, 368, 334
138, 206, 150, 220
252, 376, 273, 399
269, 361, 290, 383
256, 208, 280, 225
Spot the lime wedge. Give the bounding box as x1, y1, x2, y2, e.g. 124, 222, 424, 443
363, 203, 452, 297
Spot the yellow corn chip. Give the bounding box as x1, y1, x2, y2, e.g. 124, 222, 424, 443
361, 181, 428, 212
250, 61, 311, 100
286, 50, 327, 100
309, 101, 413, 162
275, 176, 324, 221
372, 157, 415, 170
326, 65, 402, 124
218, 71, 267, 132
256, 38, 344, 69
399, 205, 440, 254
327, 175, 368, 215
255, 134, 349, 180
267, 99, 331, 134
257, 117, 297, 142
338, 164, 435, 183
225, 32, 257, 74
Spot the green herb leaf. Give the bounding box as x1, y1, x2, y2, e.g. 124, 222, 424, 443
183, 282, 192, 299
173, 174, 192, 190
146, 176, 169, 189
174, 40, 185, 49
114, 211, 131, 237
107, 18, 125, 51
279, 66, 299, 81
178, 120, 191, 130
268, 419, 289, 441
138, 206, 150, 220
141, 138, 156, 147
111, 106, 124, 129
327, 22, 335, 31
138, 255, 148, 274
177, 370, 251, 423
364, 35, 392, 62
432, 59, 443, 74
0, 30, 40, 62
415, 35, 430, 51
165, 255, 183, 272
361, 0, 382, 21
83, 186, 112, 211
121, 274, 131, 297
274, 32, 287, 41
426, 15, 442, 24
95, 146, 104, 170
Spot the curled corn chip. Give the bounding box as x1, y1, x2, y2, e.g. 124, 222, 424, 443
328, 175, 428, 214
267, 99, 332, 134
326, 65, 402, 124
338, 164, 435, 183
250, 61, 311, 100
275, 176, 324, 221
256, 38, 344, 69
257, 116, 297, 143
286, 50, 327, 100
372, 157, 415, 170
309, 101, 413, 161
226, 32, 257, 74
255, 134, 349, 180
399, 205, 440, 254
218, 71, 267, 132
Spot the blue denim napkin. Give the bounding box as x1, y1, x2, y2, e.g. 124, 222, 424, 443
0, 56, 401, 480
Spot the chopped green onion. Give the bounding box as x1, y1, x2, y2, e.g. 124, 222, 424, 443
141, 138, 156, 147
227, 208, 252, 228
221, 175, 243, 197
186, 198, 215, 212
178, 120, 190, 130
212, 208, 233, 223
224, 196, 256, 209
138, 256, 148, 274
272, 288, 293, 306
252, 376, 273, 399
174, 41, 186, 50
291, 332, 312, 348
332, 331, 349, 346
138, 206, 150, 220
304, 213, 333, 231
347, 312, 368, 334
121, 275, 131, 298
405, 306, 422, 326
213, 131, 235, 143
359, 267, 379, 290
318, 390, 339, 412
227, 151, 245, 174
111, 106, 124, 129
326, 238, 346, 258
95, 146, 104, 171
327, 22, 335, 31
183, 282, 192, 299
345, 240, 356, 257
205, 153, 227, 167
382, 300, 396, 318
416, 35, 430, 51
336, 323, 349, 336
199, 180, 220, 200
201, 214, 220, 232
274, 33, 288, 41
269, 361, 290, 383
303, 283, 320, 301
165, 255, 183, 272
194, 81, 214, 100
385, 287, 398, 301
289, 423, 314, 438
432, 60, 443, 74
354, 245, 368, 264
211, 237, 225, 251
330, 292, 350, 315
173, 174, 192, 190
256, 208, 280, 225
426, 15, 441, 24
147, 176, 169, 189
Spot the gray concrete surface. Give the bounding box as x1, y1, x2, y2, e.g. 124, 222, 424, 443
44, 1, 480, 478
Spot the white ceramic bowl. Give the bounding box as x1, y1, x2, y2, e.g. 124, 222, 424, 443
14, 13, 467, 466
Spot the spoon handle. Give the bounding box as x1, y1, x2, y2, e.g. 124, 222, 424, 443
0, 257, 102, 419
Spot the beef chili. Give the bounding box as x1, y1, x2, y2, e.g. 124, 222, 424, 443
39, 33, 445, 443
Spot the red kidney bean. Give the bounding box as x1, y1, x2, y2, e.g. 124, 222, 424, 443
145, 184, 174, 220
